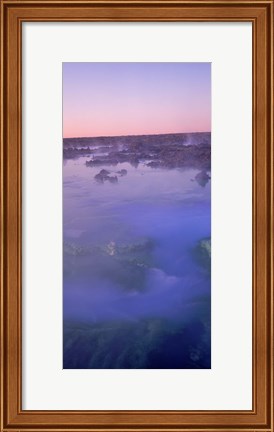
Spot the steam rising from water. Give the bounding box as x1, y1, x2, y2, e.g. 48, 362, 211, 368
63, 155, 211, 368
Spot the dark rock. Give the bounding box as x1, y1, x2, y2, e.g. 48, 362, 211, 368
195, 170, 211, 187
94, 169, 110, 183
94, 169, 118, 184
129, 157, 139, 168
63, 146, 94, 159
86, 158, 119, 167
146, 161, 162, 168
64, 132, 211, 170
108, 175, 118, 183
116, 169, 127, 176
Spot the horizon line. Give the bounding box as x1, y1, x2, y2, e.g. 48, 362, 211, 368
63, 131, 211, 140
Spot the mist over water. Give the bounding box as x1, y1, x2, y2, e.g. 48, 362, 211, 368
63, 153, 211, 369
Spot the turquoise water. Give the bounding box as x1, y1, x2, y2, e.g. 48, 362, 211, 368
63, 156, 211, 368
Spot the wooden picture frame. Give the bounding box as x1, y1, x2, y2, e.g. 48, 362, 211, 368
0, 1, 273, 431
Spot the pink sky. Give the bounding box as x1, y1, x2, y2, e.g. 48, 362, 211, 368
63, 62, 211, 138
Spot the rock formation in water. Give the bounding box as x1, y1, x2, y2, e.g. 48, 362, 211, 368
195, 170, 211, 187
194, 238, 211, 272
64, 238, 155, 292
94, 169, 118, 183
116, 169, 127, 176
64, 132, 211, 171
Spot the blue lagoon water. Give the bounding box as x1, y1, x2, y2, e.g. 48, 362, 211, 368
63, 152, 211, 368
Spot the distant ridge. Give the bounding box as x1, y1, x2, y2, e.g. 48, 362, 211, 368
64, 131, 211, 143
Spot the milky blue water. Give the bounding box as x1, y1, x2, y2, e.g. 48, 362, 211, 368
63, 156, 211, 368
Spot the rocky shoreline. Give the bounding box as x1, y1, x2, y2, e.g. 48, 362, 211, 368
63, 132, 211, 171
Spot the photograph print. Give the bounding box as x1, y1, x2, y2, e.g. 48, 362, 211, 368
63, 62, 211, 369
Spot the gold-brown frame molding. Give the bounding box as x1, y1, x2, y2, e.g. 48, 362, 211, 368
0, 1, 273, 431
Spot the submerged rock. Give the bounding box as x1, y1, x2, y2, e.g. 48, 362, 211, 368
64, 237, 155, 291
64, 242, 88, 256
94, 169, 110, 182
200, 238, 211, 257
116, 169, 127, 176
94, 169, 118, 184
100, 238, 155, 275
195, 170, 211, 187
63, 317, 211, 369
108, 175, 118, 183
193, 238, 211, 272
